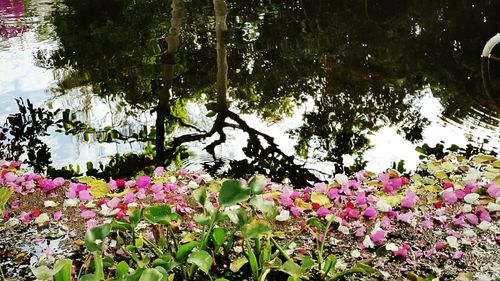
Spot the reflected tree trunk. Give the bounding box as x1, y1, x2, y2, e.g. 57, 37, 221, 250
156, 0, 183, 166
214, 0, 228, 111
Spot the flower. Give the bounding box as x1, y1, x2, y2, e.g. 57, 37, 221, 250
362, 207, 378, 219
40, 179, 56, 192
487, 184, 500, 198
370, 230, 385, 245
400, 189, 418, 209
81, 210, 96, 219
79, 190, 92, 202
465, 213, 479, 225
53, 211, 63, 221
136, 175, 151, 189
317, 207, 330, 217
355, 192, 367, 206
393, 243, 410, 258
442, 190, 458, 205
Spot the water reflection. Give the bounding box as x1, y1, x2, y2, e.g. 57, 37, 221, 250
6, 0, 500, 182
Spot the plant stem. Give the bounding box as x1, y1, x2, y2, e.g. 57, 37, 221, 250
270, 236, 291, 261
318, 218, 333, 273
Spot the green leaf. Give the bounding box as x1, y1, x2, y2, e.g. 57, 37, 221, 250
280, 260, 304, 278
248, 175, 267, 195
187, 250, 212, 275
241, 219, 271, 239
54, 259, 73, 281
127, 268, 145, 281
84, 224, 111, 252
218, 179, 250, 207
0, 187, 13, 212
306, 218, 325, 231
31, 266, 54, 280
215, 279, 230, 281
144, 205, 179, 225
300, 256, 314, 270
192, 187, 207, 206
229, 257, 248, 272
79, 274, 97, 281
352, 262, 375, 274
176, 241, 198, 262
193, 214, 211, 226
129, 208, 143, 228
246, 241, 259, 280
138, 268, 164, 281
471, 154, 497, 164
212, 227, 228, 248
116, 261, 129, 280
250, 195, 278, 221
324, 255, 337, 276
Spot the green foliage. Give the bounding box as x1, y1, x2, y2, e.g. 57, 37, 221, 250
218, 179, 251, 207
0, 187, 13, 213
84, 223, 112, 252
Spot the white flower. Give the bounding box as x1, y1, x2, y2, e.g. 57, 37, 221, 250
35, 213, 50, 226
486, 202, 500, 212
350, 249, 360, 258
6, 218, 20, 227
168, 176, 177, 183
201, 174, 213, 182
464, 193, 480, 205
446, 236, 459, 249
338, 225, 349, 235
63, 199, 79, 207
275, 210, 290, 222
376, 199, 391, 212
43, 200, 58, 208
335, 174, 348, 185
385, 243, 398, 251
187, 181, 199, 189
478, 221, 492, 231
363, 235, 374, 248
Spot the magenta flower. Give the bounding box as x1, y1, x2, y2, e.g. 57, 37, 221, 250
370, 230, 385, 245
355, 192, 367, 206
390, 178, 403, 189
393, 243, 410, 258
400, 189, 418, 209
108, 179, 117, 190
378, 173, 390, 182
40, 179, 56, 192
279, 192, 294, 207
136, 176, 151, 189
479, 211, 492, 222
362, 207, 378, 219
327, 188, 339, 200
442, 190, 458, 205
316, 207, 330, 217
443, 182, 454, 189
452, 215, 466, 227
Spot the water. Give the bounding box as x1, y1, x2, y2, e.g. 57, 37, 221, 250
0, 0, 499, 184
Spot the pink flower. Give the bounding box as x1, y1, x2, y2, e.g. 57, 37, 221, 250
40, 179, 56, 192
135, 189, 147, 200
107, 197, 121, 209
20, 212, 32, 224
136, 176, 151, 189
390, 178, 403, 189
487, 184, 500, 198
370, 230, 385, 245
327, 188, 339, 200
362, 207, 378, 219
79, 190, 92, 202
108, 179, 117, 190
355, 226, 365, 237
315, 183, 327, 194
465, 213, 479, 225
479, 210, 492, 222
400, 189, 418, 209
53, 211, 63, 221
53, 177, 65, 186
316, 207, 330, 217
442, 190, 458, 205
397, 212, 413, 223
279, 192, 294, 207
4, 172, 17, 182
154, 167, 165, 177
290, 207, 303, 217
356, 170, 368, 180
81, 210, 96, 219
378, 173, 390, 182
86, 219, 99, 229
393, 243, 410, 258
452, 215, 466, 227
66, 183, 78, 199
452, 250, 464, 260
355, 192, 367, 206
435, 241, 446, 250
443, 182, 454, 189
123, 191, 135, 204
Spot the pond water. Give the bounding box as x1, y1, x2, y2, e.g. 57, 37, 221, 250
0, 0, 499, 184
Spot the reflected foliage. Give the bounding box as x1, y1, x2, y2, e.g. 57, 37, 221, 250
37, 0, 500, 182
0, 99, 59, 173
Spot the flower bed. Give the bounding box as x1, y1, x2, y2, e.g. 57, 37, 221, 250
0, 153, 499, 280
